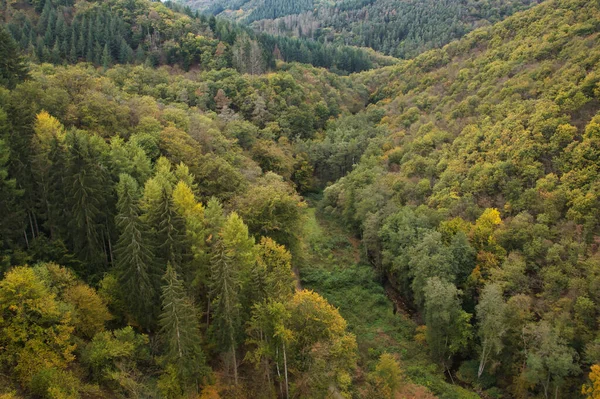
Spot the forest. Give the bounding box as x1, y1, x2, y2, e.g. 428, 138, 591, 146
1, 0, 388, 75
186, 0, 318, 23
192, 0, 542, 59
1, 0, 600, 398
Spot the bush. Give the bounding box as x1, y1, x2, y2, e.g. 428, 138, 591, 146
30, 368, 80, 399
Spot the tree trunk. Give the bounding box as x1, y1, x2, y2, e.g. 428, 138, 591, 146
478, 339, 488, 378
283, 342, 289, 399
276, 347, 283, 397
28, 211, 36, 240
543, 374, 550, 399
107, 232, 114, 266
33, 211, 39, 237
446, 366, 455, 385
231, 344, 238, 385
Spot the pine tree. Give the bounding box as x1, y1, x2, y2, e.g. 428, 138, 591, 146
43, 8, 57, 47
31, 112, 65, 237
209, 16, 217, 33
102, 43, 110, 70
257, 237, 295, 303
210, 239, 240, 385
159, 263, 208, 385
69, 28, 77, 63
153, 188, 188, 269
46, 136, 68, 240
115, 174, 158, 329
118, 39, 133, 64
86, 21, 94, 62
64, 131, 111, 279
142, 160, 188, 273
0, 138, 24, 259
172, 181, 208, 285
56, 12, 67, 53
0, 26, 28, 88
78, 17, 86, 59
38, 1, 52, 34
204, 197, 225, 240
210, 212, 255, 385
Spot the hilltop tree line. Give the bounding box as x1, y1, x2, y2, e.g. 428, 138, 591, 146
251, 0, 540, 59
1, 0, 383, 74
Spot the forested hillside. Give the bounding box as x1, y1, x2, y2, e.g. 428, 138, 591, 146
322, 0, 600, 396
190, 0, 541, 59
0, 0, 388, 74
0, 21, 376, 399
183, 0, 322, 23
2, 0, 600, 397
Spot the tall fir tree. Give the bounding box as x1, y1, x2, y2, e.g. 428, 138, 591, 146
46, 136, 68, 240
210, 212, 255, 385
64, 131, 111, 279
159, 263, 208, 386
0, 137, 24, 266
142, 159, 188, 275
0, 26, 28, 89
210, 238, 240, 385
115, 173, 159, 329
102, 43, 110, 70
151, 187, 188, 271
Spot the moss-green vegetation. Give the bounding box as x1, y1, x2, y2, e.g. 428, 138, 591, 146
300, 205, 480, 398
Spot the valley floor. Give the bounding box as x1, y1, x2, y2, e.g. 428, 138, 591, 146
299, 202, 481, 399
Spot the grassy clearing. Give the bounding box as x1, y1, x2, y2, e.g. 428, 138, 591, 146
299, 206, 480, 399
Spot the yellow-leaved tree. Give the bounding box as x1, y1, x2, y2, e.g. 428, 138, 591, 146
583, 364, 600, 399
0, 266, 75, 385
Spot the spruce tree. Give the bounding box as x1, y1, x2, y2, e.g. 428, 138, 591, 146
86, 21, 94, 62
69, 28, 77, 63
115, 174, 158, 329
152, 187, 188, 270
78, 17, 86, 59
142, 161, 188, 273
64, 131, 110, 279
0, 26, 28, 88
210, 238, 240, 385
118, 39, 133, 64
210, 212, 255, 385
46, 137, 68, 240
159, 263, 208, 385
0, 138, 24, 258
102, 43, 110, 70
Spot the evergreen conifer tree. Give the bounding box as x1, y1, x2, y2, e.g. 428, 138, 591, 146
159, 263, 208, 385
115, 174, 158, 329
64, 131, 111, 279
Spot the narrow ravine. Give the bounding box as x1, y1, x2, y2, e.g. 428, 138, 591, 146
298, 205, 481, 399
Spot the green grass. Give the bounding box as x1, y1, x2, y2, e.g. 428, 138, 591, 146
299, 206, 481, 399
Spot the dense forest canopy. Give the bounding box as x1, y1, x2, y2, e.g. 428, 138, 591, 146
0, 0, 392, 74
2, 0, 600, 398
188, 0, 542, 59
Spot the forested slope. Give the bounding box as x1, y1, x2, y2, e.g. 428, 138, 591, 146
191, 0, 541, 59
2, 0, 600, 397
321, 0, 600, 396
182, 0, 323, 23
0, 0, 381, 394
0, 0, 387, 74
